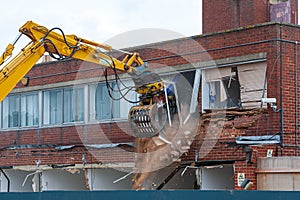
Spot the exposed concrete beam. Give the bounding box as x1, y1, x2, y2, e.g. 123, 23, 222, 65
12, 162, 135, 171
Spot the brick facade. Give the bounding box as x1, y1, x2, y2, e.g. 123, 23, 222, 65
2, 22, 300, 190
202, 0, 298, 34
203, 0, 270, 33
1, 0, 300, 190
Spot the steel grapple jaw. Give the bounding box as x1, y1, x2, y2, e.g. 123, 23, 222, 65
128, 103, 167, 138
128, 63, 179, 138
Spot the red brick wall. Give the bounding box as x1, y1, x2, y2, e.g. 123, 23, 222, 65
203, 0, 269, 33
202, 0, 298, 34
278, 24, 300, 156
3, 23, 300, 189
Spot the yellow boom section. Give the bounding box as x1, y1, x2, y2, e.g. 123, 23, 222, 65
0, 41, 45, 102
0, 21, 155, 102
18, 21, 144, 72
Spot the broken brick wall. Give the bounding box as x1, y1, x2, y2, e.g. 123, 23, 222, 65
186, 108, 278, 190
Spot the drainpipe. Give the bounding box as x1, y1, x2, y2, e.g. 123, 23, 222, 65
0, 168, 10, 192
295, 41, 299, 156
279, 24, 285, 148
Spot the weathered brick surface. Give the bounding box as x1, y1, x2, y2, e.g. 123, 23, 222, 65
203, 0, 270, 34
202, 0, 298, 34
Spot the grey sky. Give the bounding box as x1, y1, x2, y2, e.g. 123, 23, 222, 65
0, 0, 202, 52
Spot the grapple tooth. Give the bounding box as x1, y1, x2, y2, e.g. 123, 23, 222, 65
128, 103, 167, 138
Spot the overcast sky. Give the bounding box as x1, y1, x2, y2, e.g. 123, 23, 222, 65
0, 0, 202, 52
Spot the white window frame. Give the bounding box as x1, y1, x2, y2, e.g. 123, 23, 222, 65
1, 92, 39, 129
63, 86, 85, 123
43, 89, 63, 126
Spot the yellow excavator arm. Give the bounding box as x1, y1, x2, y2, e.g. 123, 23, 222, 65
0, 21, 164, 102
0, 38, 45, 102
0, 21, 171, 138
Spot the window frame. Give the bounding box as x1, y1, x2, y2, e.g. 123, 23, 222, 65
202, 62, 267, 111
20, 92, 39, 127
63, 86, 85, 123
42, 88, 63, 126
1, 92, 39, 129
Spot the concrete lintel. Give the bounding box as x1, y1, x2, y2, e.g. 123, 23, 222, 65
256, 169, 300, 173
12, 162, 135, 171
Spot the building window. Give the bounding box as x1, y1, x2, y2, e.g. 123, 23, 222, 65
43, 87, 85, 125
2, 94, 20, 128
89, 83, 119, 121
89, 80, 137, 121
202, 62, 267, 110
63, 87, 84, 123
202, 67, 238, 109
118, 79, 138, 118
43, 90, 62, 125
2, 93, 38, 129
237, 62, 267, 108
21, 93, 39, 127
